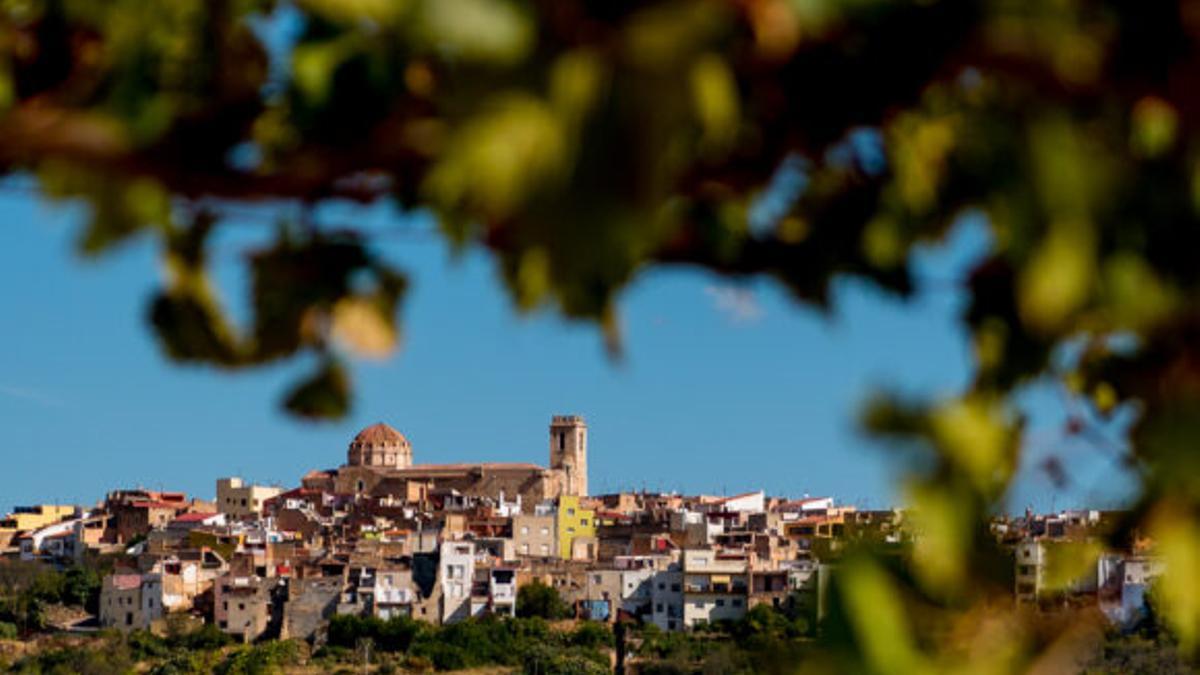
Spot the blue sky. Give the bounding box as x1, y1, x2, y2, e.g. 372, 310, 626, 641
0, 191, 1137, 512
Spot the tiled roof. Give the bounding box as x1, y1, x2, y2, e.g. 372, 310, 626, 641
399, 462, 544, 474
111, 574, 142, 590
173, 512, 216, 523
353, 423, 407, 445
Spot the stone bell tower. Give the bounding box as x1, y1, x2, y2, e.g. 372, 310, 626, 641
549, 415, 588, 497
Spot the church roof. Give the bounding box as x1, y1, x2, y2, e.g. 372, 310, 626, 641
398, 462, 545, 475
353, 422, 408, 445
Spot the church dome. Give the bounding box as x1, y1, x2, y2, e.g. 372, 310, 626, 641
353, 422, 407, 445
348, 422, 413, 470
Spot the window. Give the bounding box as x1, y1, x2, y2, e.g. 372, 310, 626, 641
568, 527, 576, 534
521, 526, 529, 535
658, 583, 665, 590
668, 620, 676, 630
540, 544, 550, 554
656, 603, 664, 612
732, 599, 742, 607
148, 598, 154, 608
716, 599, 725, 607
594, 575, 602, 583
241, 499, 247, 507
694, 601, 704, 608
521, 544, 530, 555
540, 527, 550, 536
581, 518, 588, 526
238, 603, 245, 611
559, 433, 565, 452
671, 584, 681, 592
567, 508, 576, 516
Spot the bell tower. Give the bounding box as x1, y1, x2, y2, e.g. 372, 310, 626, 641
549, 415, 588, 496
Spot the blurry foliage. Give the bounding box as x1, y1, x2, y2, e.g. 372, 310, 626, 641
5, 0, 1200, 671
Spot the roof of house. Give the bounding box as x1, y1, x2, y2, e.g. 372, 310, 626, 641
173, 512, 217, 524
110, 574, 142, 591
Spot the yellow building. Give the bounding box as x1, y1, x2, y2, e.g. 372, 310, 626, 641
0, 505, 76, 549
556, 496, 595, 560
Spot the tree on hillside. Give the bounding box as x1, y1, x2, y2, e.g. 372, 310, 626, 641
516, 581, 568, 620
5, 0, 1200, 670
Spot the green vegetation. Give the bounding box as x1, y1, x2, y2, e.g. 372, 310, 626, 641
323, 614, 609, 674
516, 581, 569, 620
0, 560, 106, 634
5, 627, 289, 675
633, 605, 812, 675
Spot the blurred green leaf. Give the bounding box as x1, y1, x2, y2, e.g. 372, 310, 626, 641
283, 359, 351, 419
414, 0, 532, 66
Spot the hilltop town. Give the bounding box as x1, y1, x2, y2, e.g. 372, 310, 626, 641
0, 416, 1164, 656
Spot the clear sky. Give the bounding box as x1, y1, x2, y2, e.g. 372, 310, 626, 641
0, 190, 1137, 513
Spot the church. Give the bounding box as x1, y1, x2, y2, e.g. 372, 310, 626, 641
302, 415, 589, 507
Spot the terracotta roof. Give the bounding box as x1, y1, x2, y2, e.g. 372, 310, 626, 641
111, 574, 142, 591
353, 422, 407, 445
173, 512, 216, 524
400, 462, 544, 474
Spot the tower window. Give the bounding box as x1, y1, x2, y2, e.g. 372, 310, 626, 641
558, 432, 565, 451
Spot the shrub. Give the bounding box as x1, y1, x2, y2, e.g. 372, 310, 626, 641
326, 614, 422, 653
172, 623, 233, 651
517, 581, 569, 620
571, 621, 613, 649
0, 621, 17, 639
403, 654, 434, 673
126, 629, 171, 660
215, 640, 300, 675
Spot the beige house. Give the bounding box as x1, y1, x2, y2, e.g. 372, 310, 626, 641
217, 478, 282, 520
215, 575, 277, 643
99, 573, 164, 631
513, 514, 556, 559
681, 549, 749, 628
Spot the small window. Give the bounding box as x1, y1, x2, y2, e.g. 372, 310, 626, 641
581, 519, 588, 526
732, 599, 742, 607
716, 599, 725, 607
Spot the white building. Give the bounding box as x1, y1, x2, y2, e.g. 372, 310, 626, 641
650, 568, 684, 631
439, 540, 475, 624
374, 568, 416, 619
